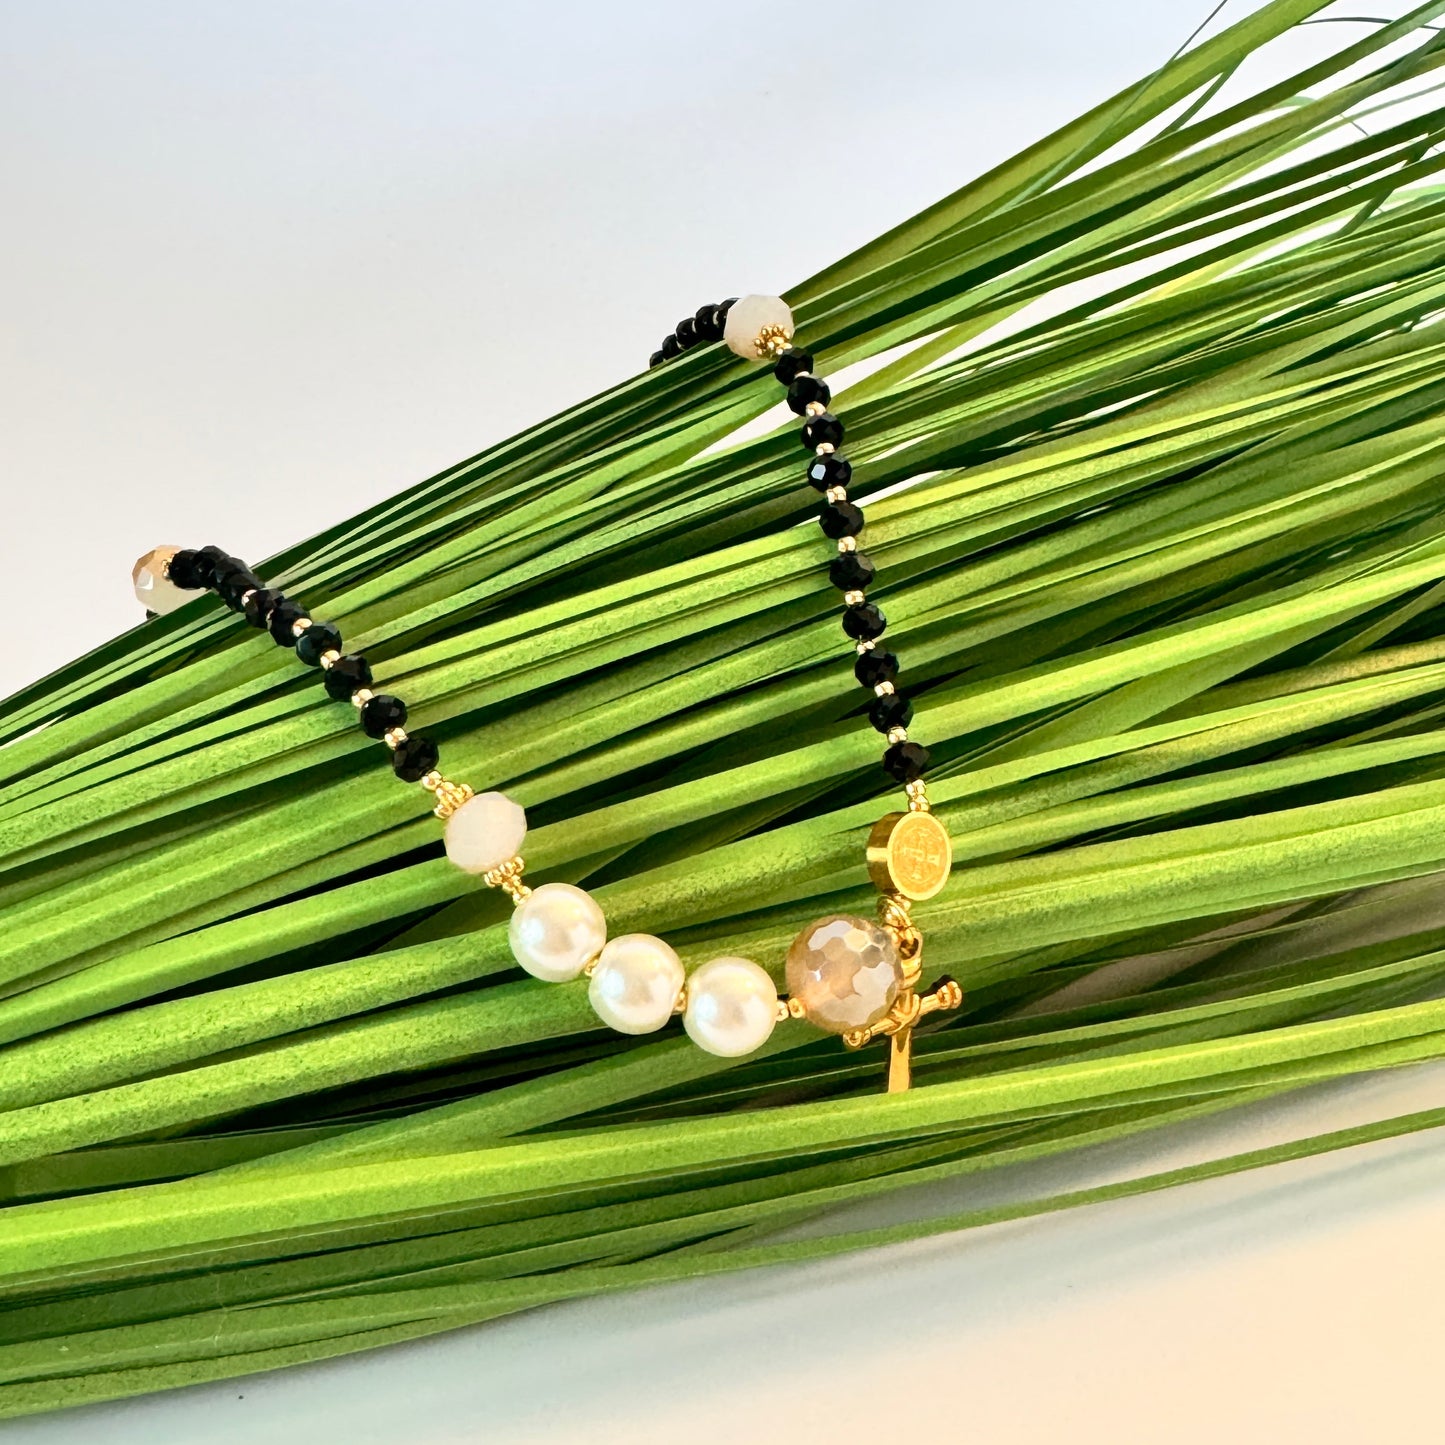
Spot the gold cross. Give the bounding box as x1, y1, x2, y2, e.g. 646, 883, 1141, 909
841, 896, 963, 1092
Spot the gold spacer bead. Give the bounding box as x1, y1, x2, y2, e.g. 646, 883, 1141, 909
351, 688, 373, 708
887, 726, 909, 745
292, 617, 313, 637
383, 727, 407, 749
804, 400, 828, 417
432, 780, 474, 820
483, 855, 531, 903
875, 680, 895, 696
825, 485, 848, 503
844, 589, 865, 607
755, 324, 792, 359
319, 649, 341, 669
815, 442, 836, 455
786, 997, 806, 1019
420, 771, 443, 792
856, 638, 876, 654
672, 987, 688, 1016
838, 536, 857, 553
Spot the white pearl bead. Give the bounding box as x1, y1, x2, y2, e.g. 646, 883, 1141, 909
683, 956, 778, 1057
132, 546, 192, 614
588, 934, 684, 1035
508, 882, 606, 983
444, 791, 527, 875
723, 295, 794, 359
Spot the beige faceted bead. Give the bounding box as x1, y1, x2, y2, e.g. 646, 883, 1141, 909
722, 294, 794, 359
132, 546, 192, 614
785, 914, 902, 1035
444, 790, 527, 875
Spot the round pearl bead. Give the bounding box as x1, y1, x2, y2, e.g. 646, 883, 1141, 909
132, 546, 192, 615
722, 295, 794, 359
785, 914, 901, 1035
508, 882, 606, 983
444, 791, 527, 875
683, 956, 778, 1057
588, 933, 684, 1035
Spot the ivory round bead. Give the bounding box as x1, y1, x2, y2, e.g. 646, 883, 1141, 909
508, 882, 606, 983
683, 956, 778, 1057
588, 934, 685, 1035
132, 546, 192, 614
722, 294, 794, 359
444, 791, 527, 875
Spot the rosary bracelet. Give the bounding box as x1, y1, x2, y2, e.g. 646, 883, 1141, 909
132, 296, 957, 1091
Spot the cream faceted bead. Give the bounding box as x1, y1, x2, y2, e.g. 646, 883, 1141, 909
444, 791, 527, 875
132, 546, 193, 614
588, 933, 685, 1035
723, 295, 794, 359
683, 956, 778, 1058
785, 914, 902, 1035
508, 882, 606, 983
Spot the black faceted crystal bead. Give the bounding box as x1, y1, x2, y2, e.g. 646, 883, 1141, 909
718, 296, 738, 317
392, 734, 439, 783
360, 693, 407, 739
243, 587, 282, 628
694, 303, 725, 341
268, 598, 308, 645
195, 545, 230, 589
842, 602, 887, 641
661, 334, 681, 360
806, 453, 852, 492
674, 316, 698, 348
801, 413, 845, 450
868, 691, 914, 733
830, 551, 876, 592
819, 500, 865, 539
166, 548, 205, 590
773, 347, 813, 385
217, 567, 261, 610
787, 374, 831, 416
854, 649, 899, 689
883, 739, 931, 783
296, 621, 342, 666
323, 654, 373, 702
648, 349, 667, 368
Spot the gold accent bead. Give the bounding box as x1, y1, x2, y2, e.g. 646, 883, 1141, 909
755, 324, 792, 358
825, 485, 848, 503
787, 997, 806, 1019
875, 680, 895, 696
672, 987, 688, 1016
432, 779, 474, 820
887, 726, 908, 745
815, 442, 836, 455
844, 589, 865, 607
856, 639, 876, 654
383, 727, 407, 749
483, 855, 531, 903
838, 536, 857, 553
292, 617, 313, 637
868, 812, 952, 902
906, 778, 931, 814
804, 400, 828, 417
319, 649, 342, 669
351, 688, 373, 708
421, 771, 443, 791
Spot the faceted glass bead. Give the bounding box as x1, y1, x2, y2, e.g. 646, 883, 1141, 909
773, 347, 813, 385
661, 334, 681, 360
785, 914, 902, 1035
166, 548, 205, 591
195, 545, 230, 589
883, 740, 931, 782
693, 303, 725, 342
807, 453, 852, 492
392, 734, 439, 782
324, 655, 372, 702
830, 551, 876, 591
869, 691, 914, 733
819, 500, 865, 539
131, 546, 191, 615
801, 413, 844, 450
445, 790, 527, 874
648, 349, 667, 369
842, 602, 887, 641
296, 621, 342, 666
855, 649, 899, 689
674, 316, 698, 348
787, 373, 831, 416
217, 567, 261, 610
243, 587, 282, 628
268, 599, 308, 645
360, 693, 407, 738
722, 295, 794, 359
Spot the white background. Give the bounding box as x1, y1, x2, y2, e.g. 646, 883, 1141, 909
5, 2, 1444, 1440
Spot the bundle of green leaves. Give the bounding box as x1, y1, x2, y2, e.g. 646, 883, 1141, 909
4, 0, 1445, 1417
